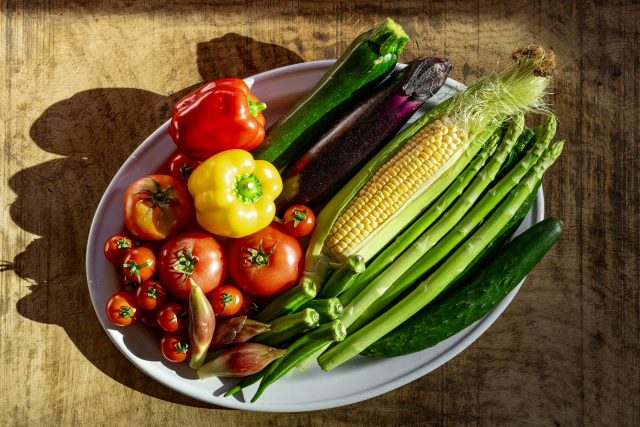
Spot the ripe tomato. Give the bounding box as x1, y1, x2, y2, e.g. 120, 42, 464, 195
210, 285, 243, 316
140, 309, 159, 327
104, 234, 133, 265
135, 280, 168, 310
228, 222, 303, 296
123, 174, 190, 241
157, 301, 188, 332
106, 291, 141, 326
168, 152, 202, 185
283, 205, 315, 237
157, 231, 227, 300
160, 330, 191, 362
237, 289, 261, 317
122, 247, 157, 283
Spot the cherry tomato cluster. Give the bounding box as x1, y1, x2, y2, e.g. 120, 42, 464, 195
102, 156, 316, 365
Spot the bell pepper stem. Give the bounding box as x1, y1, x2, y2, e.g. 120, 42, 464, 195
248, 98, 267, 117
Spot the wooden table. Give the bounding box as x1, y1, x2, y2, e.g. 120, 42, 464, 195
1, 1, 638, 425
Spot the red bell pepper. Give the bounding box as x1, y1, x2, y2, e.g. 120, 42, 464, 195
168, 78, 267, 161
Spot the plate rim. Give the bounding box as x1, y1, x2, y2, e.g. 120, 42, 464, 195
86, 60, 544, 412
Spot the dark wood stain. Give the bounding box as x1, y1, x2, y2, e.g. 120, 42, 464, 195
1, 0, 639, 425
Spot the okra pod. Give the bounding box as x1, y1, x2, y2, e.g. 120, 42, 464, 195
296, 298, 343, 323
250, 309, 320, 347
318, 255, 365, 298
224, 371, 265, 397
253, 280, 317, 324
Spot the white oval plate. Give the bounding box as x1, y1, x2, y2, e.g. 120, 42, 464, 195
86, 60, 543, 412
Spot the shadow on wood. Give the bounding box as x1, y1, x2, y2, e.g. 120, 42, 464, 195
4, 33, 303, 408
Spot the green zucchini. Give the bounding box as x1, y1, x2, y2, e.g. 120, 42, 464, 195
362, 216, 562, 358
250, 17, 408, 170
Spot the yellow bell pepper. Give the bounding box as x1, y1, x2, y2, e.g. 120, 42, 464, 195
188, 149, 282, 238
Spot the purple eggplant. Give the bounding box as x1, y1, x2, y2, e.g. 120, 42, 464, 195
275, 57, 451, 214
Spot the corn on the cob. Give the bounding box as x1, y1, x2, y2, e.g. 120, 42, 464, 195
327, 117, 466, 257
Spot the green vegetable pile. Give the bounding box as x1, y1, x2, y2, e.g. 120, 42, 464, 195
221, 19, 564, 402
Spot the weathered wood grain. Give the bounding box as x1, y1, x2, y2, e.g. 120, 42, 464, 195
1, 0, 639, 425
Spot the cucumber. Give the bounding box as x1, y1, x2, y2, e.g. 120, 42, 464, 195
250, 18, 408, 170
362, 216, 563, 358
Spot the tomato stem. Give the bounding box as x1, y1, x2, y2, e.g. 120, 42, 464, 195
248, 97, 267, 117
180, 163, 194, 178
176, 341, 189, 354
221, 293, 233, 314
147, 284, 166, 299
249, 302, 260, 314
116, 237, 131, 249
175, 309, 188, 324
123, 259, 151, 283
121, 277, 139, 293
119, 306, 136, 320
245, 238, 277, 268
285, 207, 308, 228
173, 247, 199, 284
135, 176, 181, 220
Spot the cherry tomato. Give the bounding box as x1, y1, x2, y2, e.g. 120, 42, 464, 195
135, 280, 168, 310
283, 205, 315, 237
237, 289, 261, 317
123, 174, 190, 241
140, 309, 159, 327
160, 330, 190, 362
168, 152, 202, 185
104, 234, 133, 265
157, 301, 188, 332
122, 247, 157, 283
210, 285, 243, 316
106, 291, 141, 326
157, 231, 227, 300
228, 222, 303, 296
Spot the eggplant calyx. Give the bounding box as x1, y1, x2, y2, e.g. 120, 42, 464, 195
246, 238, 278, 269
